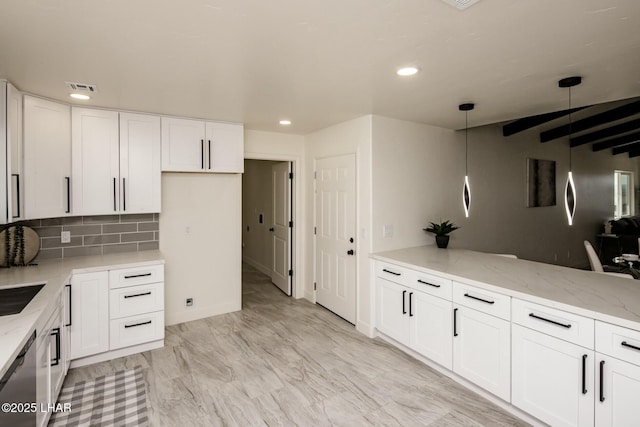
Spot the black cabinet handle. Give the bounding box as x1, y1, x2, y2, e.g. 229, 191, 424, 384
65, 177, 71, 213
208, 139, 212, 169
124, 291, 152, 299
621, 341, 640, 352
201, 139, 204, 169
453, 308, 459, 336
65, 284, 72, 327
581, 354, 587, 394
50, 328, 60, 366
124, 273, 152, 279
11, 174, 20, 218
464, 293, 495, 304
402, 290, 407, 314
122, 177, 126, 211
529, 313, 572, 329
382, 269, 401, 276
409, 292, 413, 317
417, 279, 440, 288
113, 177, 117, 211
599, 360, 605, 402
124, 320, 152, 329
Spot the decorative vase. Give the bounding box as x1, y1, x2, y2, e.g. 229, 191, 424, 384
435, 235, 450, 249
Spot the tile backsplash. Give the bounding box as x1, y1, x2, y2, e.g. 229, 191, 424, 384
14, 213, 159, 261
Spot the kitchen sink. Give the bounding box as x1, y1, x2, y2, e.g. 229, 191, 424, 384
0, 284, 45, 316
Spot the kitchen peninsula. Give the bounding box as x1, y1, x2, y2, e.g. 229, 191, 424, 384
372, 246, 640, 427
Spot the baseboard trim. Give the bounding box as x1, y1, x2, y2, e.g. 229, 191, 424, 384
165, 302, 241, 326
242, 257, 272, 277
376, 332, 545, 427
70, 340, 164, 369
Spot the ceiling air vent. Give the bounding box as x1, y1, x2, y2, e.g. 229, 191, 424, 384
440, 0, 482, 10
65, 81, 97, 93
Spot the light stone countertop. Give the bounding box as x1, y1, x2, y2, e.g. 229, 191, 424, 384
0, 250, 164, 379
372, 246, 640, 332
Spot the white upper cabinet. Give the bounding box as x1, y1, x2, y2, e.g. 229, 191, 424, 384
72, 108, 161, 215
23, 96, 72, 219
72, 107, 120, 215
7, 84, 23, 221
162, 117, 244, 173
119, 113, 161, 213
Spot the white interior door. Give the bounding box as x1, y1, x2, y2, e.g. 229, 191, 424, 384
315, 154, 356, 324
271, 162, 291, 295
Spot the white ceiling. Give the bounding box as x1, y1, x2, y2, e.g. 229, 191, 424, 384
1, 0, 639, 133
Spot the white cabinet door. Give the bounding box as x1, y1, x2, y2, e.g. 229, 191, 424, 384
161, 117, 206, 172
35, 329, 51, 427
120, 113, 161, 213
49, 304, 65, 401
453, 304, 511, 401
205, 121, 244, 173
596, 353, 640, 427
72, 107, 120, 215
23, 96, 72, 219
410, 290, 453, 370
512, 324, 594, 427
70, 271, 109, 359
7, 83, 22, 221
376, 277, 410, 346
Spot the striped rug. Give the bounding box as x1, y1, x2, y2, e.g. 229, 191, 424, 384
49, 366, 148, 427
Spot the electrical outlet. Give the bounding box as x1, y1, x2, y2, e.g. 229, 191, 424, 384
61, 231, 71, 244
186, 298, 193, 307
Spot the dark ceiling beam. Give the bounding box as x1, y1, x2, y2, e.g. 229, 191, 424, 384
629, 149, 640, 158
592, 131, 640, 152
612, 141, 640, 155
540, 100, 640, 143
502, 107, 588, 137
570, 118, 640, 147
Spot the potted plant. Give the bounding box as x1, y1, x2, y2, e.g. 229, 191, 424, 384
423, 220, 459, 249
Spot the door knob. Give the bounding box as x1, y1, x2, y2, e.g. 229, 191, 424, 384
349, 237, 354, 243
347, 249, 354, 255
269, 227, 275, 232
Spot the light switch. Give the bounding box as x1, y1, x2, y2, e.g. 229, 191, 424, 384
383, 225, 394, 238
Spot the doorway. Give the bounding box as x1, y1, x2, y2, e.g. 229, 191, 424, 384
242, 159, 293, 296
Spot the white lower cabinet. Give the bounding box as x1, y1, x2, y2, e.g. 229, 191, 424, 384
411, 289, 453, 370
69, 271, 110, 359
595, 354, 640, 427
512, 324, 594, 427
376, 277, 411, 346
452, 303, 511, 401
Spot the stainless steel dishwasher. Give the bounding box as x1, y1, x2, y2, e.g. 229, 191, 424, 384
0, 331, 37, 427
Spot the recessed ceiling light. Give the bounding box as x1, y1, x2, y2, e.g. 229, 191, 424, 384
279, 120, 292, 125
397, 67, 419, 77
70, 93, 91, 100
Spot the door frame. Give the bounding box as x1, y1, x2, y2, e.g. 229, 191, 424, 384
244, 153, 301, 298
312, 152, 358, 322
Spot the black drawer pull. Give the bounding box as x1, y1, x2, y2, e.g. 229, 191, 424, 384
409, 292, 413, 317
124, 273, 153, 279
621, 341, 640, 352
581, 354, 587, 394
124, 291, 152, 299
464, 293, 495, 305
382, 269, 401, 276
529, 313, 572, 329
65, 284, 72, 327
124, 320, 152, 329
50, 328, 61, 367
453, 308, 459, 337
402, 290, 407, 314
417, 279, 440, 288
599, 360, 605, 402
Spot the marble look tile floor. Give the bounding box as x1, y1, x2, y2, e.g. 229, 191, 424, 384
64, 264, 530, 426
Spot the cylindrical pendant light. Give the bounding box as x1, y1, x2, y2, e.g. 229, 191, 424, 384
559, 76, 582, 226
460, 103, 475, 217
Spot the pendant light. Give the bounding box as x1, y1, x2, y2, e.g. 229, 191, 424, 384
459, 102, 474, 217
559, 76, 582, 226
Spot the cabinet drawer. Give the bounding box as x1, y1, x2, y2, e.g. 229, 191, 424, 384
596, 321, 640, 366
109, 264, 164, 289
376, 262, 411, 286
109, 282, 164, 319
413, 271, 452, 300
453, 282, 510, 320
513, 299, 594, 349
110, 311, 164, 350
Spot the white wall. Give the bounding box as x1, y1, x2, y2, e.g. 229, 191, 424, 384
370, 115, 640, 268
160, 173, 242, 325
242, 159, 279, 275
305, 115, 373, 336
